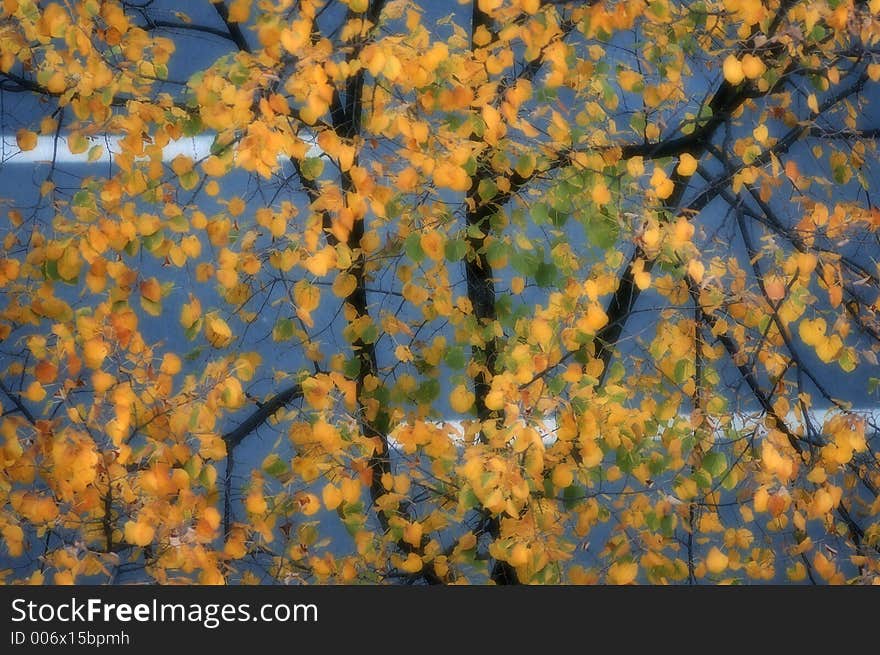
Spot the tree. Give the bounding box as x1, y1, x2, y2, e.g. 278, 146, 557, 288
0, 0, 879, 586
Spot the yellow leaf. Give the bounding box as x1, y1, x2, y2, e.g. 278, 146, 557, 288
433, 163, 471, 192
171, 154, 193, 176
808, 488, 834, 518
23, 380, 46, 403
403, 522, 423, 548
140, 277, 161, 303
741, 54, 766, 79
687, 259, 705, 284
322, 484, 343, 511
54, 571, 75, 585
816, 334, 843, 363
82, 338, 109, 369
1, 524, 24, 557
450, 385, 475, 413
220, 377, 245, 409
396, 552, 423, 574
332, 272, 358, 298
581, 303, 608, 332
420, 230, 446, 261
753, 123, 769, 145
202, 156, 229, 177
591, 182, 611, 205
705, 546, 729, 574
722, 55, 744, 85
677, 153, 698, 177
807, 94, 818, 114
753, 486, 769, 512
205, 314, 234, 348
607, 561, 638, 584
813, 551, 836, 581
227, 196, 246, 217
225, 532, 248, 559
203, 507, 221, 531
618, 69, 643, 93
160, 353, 182, 375
650, 167, 674, 199
303, 247, 337, 277
180, 294, 202, 329
16, 129, 38, 152
508, 543, 529, 567
298, 492, 321, 516
281, 20, 311, 53
633, 258, 651, 290
124, 519, 155, 547
293, 279, 321, 328
551, 463, 574, 488
341, 478, 361, 504
92, 370, 116, 393
798, 317, 826, 346
245, 491, 267, 515
227, 0, 250, 23
478, 0, 503, 12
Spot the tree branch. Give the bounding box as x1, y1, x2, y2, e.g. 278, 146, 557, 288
143, 18, 244, 44
0, 378, 37, 425
222, 383, 303, 450
211, 0, 252, 53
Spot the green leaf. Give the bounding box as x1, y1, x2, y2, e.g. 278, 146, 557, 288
404, 232, 424, 262
444, 347, 466, 369
180, 170, 200, 191
562, 484, 583, 510
616, 447, 636, 473
674, 359, 691, 384
535, 261, 558, 288
548, 207, 568, 227
444, 238, 467, 262
838, 349, 857, 372
42, 259, 61, 281
184, 320, 202, 341
262, 454, 289, 479
477, 178, 497, 203
73, 190, 93, 207
702, 451, 727, 478
359, 321, 379, 345
273, 317, 294, 342
486, 238, 508, 265
511, 249, 540, 277
532, 202, 549, 225
178, 109, 202, 136
415, 378, 440, 404
343, 357, 362, 378
585, 216, 619, 250
693, 469, 713, 489
300, 157, 324, 180
184, 345, 203, 360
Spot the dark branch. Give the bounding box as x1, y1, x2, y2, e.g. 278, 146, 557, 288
212, 1, 252, 53
143, 18, 243, 44
222, 383, 302, 449
0, 378, 37, 425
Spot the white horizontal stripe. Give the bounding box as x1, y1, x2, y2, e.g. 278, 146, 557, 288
0, 133, 322, 165
387, 407, 878, 450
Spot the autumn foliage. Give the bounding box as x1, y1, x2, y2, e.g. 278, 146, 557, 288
1, 0, 880, 585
